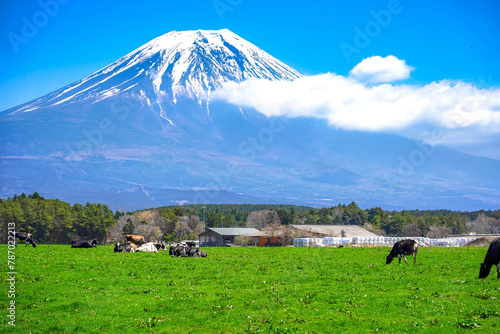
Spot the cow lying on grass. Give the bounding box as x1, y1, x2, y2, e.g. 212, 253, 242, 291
169, 243, 207, 258
386, 239, 418, 265
15, 232, 36, 247
114, 243, 135, 253
479, 237, 500, 279
136, 242, 166, 253
71, 239, 98, 248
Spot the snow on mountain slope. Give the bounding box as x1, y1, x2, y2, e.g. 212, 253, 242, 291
5, 29, 301, 118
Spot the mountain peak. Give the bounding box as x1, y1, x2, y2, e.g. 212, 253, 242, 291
6, 29, 301, 116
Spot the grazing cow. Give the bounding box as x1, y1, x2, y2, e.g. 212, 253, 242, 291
128, 242, 138, 251
386, 239, 418, 264
15, 232, 36, 247
136, 242, 165, 253
479, 238, 500, 279
125, 234, 145, 245
71, 239, 98, 248
114, 243, 135, 253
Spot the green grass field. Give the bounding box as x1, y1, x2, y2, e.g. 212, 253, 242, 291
1, 245, 499, 333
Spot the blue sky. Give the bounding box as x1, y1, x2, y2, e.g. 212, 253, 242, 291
1, 0, 499, 157
1, 0, 499, 111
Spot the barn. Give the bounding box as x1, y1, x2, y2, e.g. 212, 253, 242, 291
198, 228, 260, 247
247, 230, 286, 247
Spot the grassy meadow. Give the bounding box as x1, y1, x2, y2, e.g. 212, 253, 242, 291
1, 244, 499, 333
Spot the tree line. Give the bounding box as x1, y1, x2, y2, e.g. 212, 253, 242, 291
0, 193, 115, 244
1, 194, 499, 244
156, 202, 500, 238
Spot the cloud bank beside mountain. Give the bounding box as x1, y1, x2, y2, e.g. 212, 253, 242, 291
213, 56, 500, 159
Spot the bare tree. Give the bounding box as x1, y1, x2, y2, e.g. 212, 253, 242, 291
174, 219, 191, 241
247, 210, 280, 230
136, 224, 162, 242
194, 221, 205, 236
426, 225, 452, 238
108, 218, 126, 242
401, 223, 422, 237
265, 221, 282, 236
282, 226, 303, 245
108, 213, 140, 242
109, 210, 168, 242
466, 214, 500, 234
179, 215, 201, 230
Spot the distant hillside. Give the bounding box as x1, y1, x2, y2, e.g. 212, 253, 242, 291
149, 203, 314, 214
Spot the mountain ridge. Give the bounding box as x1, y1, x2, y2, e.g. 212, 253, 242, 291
3, 29, 300, 120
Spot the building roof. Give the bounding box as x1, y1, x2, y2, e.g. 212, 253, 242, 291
290, 225, 379, 237
201, 228, 260, 236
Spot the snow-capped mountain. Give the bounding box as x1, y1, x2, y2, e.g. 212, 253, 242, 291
7, 29, 300, 123
2, 29, 500, 211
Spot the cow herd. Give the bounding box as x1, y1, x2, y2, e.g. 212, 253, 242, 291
114, 235, 207, 257
12, 232, 500, 277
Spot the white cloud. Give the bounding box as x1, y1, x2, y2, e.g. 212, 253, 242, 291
212, 56, 500, 158
349, 55, 415, 83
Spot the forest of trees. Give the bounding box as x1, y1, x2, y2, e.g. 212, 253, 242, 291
1, 193, 499, 244
152, 203, 500, 238
0, 193, 115, 244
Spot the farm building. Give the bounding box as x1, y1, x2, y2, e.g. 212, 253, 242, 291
290, 225, 378, 238
247, 230, 287, 246
199, 227, 259, 247
246, 225, 378, 246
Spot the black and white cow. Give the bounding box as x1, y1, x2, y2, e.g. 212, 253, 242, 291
386, 239, 418, 264
136, 242, 166, 253
479, 237, 500, 279
114, 243, 135, 253
185, 247, 201, 257
15, 232, 36, 247
71, 239, 98, 248
169, 243, 188, 257
169, 243, 207, 258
